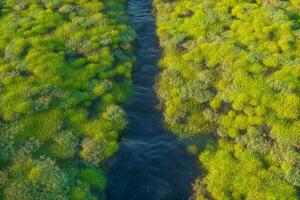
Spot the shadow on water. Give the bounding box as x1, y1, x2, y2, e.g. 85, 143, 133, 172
107, 0, 202, 199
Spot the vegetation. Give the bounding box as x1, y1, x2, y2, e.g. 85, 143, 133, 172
154, 0, 300, 199
0, 0, 135, 199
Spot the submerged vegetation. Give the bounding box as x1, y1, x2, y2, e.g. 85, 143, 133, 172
0, 0, 135, 199
154, 0, 300, 199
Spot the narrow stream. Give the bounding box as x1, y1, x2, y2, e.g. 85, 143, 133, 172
107, 0, 200, 199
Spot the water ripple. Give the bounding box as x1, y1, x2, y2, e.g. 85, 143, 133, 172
107, 0, 200, 199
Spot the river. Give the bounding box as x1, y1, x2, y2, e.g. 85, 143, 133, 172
107, 0, 200, 199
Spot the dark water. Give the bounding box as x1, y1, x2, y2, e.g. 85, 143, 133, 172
107, 0, 200, 199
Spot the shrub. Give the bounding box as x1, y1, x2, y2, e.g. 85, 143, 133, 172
5, 158, 69, 200
80, 168, 106, 190
0, 0, 134, 199
17, 109, 62, 142
51, 131, 77, 159
80, 137, 107, 166
154, 0, 300, 198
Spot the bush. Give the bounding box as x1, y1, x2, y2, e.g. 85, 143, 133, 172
200, 144, 298, 200
71, 185, 97, 200
154, 0, 300, 198
80, 137, 107, 166
5, 158, 69, 200
17, 109, 62, 142
51, 131, 77, 159
80, 168, 106, 190
0, 0, 134, 199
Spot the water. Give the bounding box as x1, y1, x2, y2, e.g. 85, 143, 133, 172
107, 0, 200, 199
